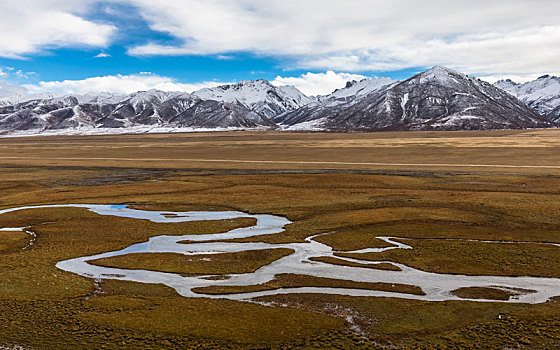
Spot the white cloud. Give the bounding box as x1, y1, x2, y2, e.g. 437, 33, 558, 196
0, 81, 29, 99
22, 73, 226, 95
272, 71, 368, 96
480, 73, 560, 84
216, 55, 234, 60
14, 70, 372, 98
0, 67, 36, 80
0, 1, 115, 58
302, 26, 560, 79
15, 70, 35, 79
122, 0, 560, 78
94, 52, 111, 58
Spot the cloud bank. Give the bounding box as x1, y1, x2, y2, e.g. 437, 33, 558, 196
23, 73, 225, 95
0, 1, 115, 58
272, 71, 368, 96
20, 71, 368, 97
0, 1, 558, 87
123, 0, 560, 77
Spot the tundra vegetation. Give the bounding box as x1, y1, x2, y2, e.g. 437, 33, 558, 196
0, 129, 559, 349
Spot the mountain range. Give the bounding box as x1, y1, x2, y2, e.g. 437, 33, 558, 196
0, 66, 558, 136
494, 75, 560, 123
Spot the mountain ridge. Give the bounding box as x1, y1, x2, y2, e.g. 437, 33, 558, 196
279, 66, 552, 131
494, 75, 560, 122
0, 67, 557, 136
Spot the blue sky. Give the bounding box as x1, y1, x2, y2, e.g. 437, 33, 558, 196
0, 1, 558, 96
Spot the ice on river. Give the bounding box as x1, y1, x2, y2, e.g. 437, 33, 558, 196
1, 204, 558, 304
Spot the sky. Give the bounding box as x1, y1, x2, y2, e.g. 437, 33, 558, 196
0, 0, 559, 97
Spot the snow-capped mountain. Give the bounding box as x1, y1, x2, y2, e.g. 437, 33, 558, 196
0, 81, 57, 107
0, 68, 557, 136
75, 92, 128, 105
192, 79, 312, 119
0, 90, 274, 135
493, 79, 519, 94
495, 75, 560, 122
271, 77, 395, 126
319, 77, 395, 105
278, 66, 553, 131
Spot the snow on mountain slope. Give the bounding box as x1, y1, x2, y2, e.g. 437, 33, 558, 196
0, 90, 55, 107
276, 85, 314, 106
494, 79, 519, 94
127, 90, 186, 108
0, 91, 274, 135
75, 92, 128, 104
272, 77, 395, 125
318, 77, 395, 106
281, 66, 552, 131
192, 79, 311, 119
0, 67, 557, 136
495, 75, 560, 122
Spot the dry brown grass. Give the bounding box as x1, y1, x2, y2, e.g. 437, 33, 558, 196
192, 273, 424, 295
337, 239, 560, 277
0, 130, 559, 348
0, 129, 558, 173
90, 249, 294, 275
451, 287, 530, 301
0, 231, 29, 252
308, 256, 401, 271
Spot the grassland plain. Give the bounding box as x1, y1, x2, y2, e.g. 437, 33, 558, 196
0, 129, 559, 349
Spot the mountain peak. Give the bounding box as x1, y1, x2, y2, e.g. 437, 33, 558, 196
345, 80, 358, 88
498, 78, 517, 84
428, 65, 457, 73
235, 79, 273, 87
420, 65, 463, 78
191, 79, 310, 119
412, 66, 470, 86
494, 74, 560, 119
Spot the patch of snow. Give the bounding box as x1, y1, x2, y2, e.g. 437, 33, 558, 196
319, 77, 394, 106
0, 125, 264, 138
0, 227, 26, 231
431, 114, 482, 127
0, 344, 28, 350
284, 117, 328, 131
400, 93, 409, 118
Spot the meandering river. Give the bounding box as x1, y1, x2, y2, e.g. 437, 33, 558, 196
2, 204, 559, 303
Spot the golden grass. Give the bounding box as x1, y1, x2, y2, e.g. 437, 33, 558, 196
308, 256, 401, 271
192, 273, 423, 295
89, 249, 294, 275
257, 292, 560, 348
338, 238, 560, 277
0, 279, 344, 349
0, 130, 560, 348
0, 129, 559, 174
451, 287, 525, 301
0, 231, 29, 252
80, 280, 343, 345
